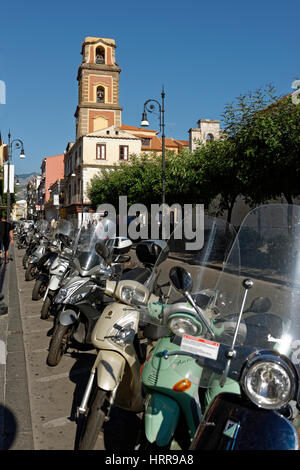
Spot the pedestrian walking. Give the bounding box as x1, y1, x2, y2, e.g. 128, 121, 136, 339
0, 214, 14, 264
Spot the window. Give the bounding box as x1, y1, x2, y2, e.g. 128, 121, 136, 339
95, 46, 105, 64
205, 133, 214, 143
141, 138, 151, 147
96, 143, 106, 160
96, 86, 105, 103
119, 145, 129, 161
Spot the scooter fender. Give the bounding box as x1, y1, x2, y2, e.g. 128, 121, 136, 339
48, 275, 61, 291
96, 350, 126, 392
59, 308, 80, 326
144, 393, 180, 447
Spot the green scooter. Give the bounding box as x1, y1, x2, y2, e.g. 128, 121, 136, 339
140, 268, 240, 450
139, 215, 242, 449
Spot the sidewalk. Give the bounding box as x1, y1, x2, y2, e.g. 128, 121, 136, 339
0, 244, 34, 450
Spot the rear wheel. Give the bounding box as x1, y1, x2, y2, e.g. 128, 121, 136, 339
47, 323, 72, 366
77, 387, 108, 450
25, 264, 38, 281
32, 278, 47, 301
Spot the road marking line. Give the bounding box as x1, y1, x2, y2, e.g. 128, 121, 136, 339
27, 348, 48, 353
0, 340, 6, 364
42, 416, 71, 428
26, 328, 51, 334
36, 367, 90, 383
22, 315, 43, 319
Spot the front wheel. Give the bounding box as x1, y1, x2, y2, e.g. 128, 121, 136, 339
32, 278, 47, 301
25, 263, 38, 281
22, 252, 29, 269
46, 323, 72, 366
77, 388, 108, 450
40, 295, 52, 320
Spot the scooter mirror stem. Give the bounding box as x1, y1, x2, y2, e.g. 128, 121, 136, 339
219, 278, 254, 387
185, 291, 215, 339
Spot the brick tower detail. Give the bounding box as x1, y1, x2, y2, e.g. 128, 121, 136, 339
74, 37, 123, 139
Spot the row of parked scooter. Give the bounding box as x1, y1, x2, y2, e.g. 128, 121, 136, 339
15, 205, 300, 450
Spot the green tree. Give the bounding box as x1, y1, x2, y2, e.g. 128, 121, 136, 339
222, 85, 300, 205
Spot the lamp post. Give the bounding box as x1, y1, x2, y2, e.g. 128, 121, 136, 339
140, 86, 166, 205
6, 131, 25, 221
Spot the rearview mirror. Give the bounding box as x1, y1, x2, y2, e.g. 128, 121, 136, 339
169, 266, 193, 294
136, 240, 169, 266
58, 233, 71, 247
248, 296, 271, 314
95, 241, 111, 264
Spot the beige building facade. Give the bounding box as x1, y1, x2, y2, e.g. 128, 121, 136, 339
64, 126, 141, 215
189, 119, 221, 151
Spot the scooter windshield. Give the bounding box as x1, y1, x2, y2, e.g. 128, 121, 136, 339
139, 214, 238, 324
209, 204, 300, 361
75, 216, 116, 272
36, 219, 50, 236
53, 219, 74, 238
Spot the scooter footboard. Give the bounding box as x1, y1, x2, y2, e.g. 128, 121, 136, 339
144, 393, 180, 447
190, 392, 299, 450
96, 350, 126, 392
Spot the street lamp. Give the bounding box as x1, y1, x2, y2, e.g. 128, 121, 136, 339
140, 86, 166, 205
6, 131, 25, 221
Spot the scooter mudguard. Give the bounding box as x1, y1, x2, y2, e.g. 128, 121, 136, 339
48, 276, 61, 291
144, 393, 180, 447
96, 350, 126, 391
59, 308, 79, 326
190, 392, 299, 450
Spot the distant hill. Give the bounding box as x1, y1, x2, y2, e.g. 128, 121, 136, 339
16, 172, 38, 186
15, 172, 39, 201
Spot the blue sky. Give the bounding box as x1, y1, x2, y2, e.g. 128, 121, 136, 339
0, 0, 299, 174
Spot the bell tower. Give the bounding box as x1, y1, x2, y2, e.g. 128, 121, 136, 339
75, 37, 123, 139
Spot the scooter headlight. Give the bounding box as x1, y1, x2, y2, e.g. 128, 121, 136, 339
68, 292, 87, 304
167, 314, 202, 337
241, 356, 295, 410
120, 287, 145, 306
106, 311, 138, 347
55, 288, 68, 303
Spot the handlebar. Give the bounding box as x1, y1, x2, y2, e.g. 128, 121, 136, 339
91, 277, 106, 288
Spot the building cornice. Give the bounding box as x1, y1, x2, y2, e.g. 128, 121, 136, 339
77, 63, 121, 80
74, 103, 123, 117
